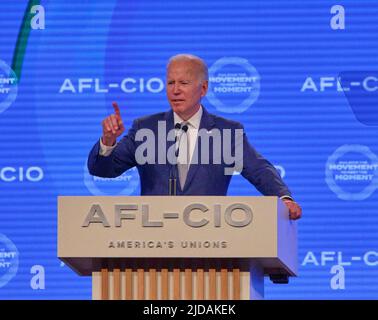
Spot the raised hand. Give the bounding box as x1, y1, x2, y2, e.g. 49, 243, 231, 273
101, 102, 125, 146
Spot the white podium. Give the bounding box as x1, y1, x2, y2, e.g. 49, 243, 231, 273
58, 196, 297, 300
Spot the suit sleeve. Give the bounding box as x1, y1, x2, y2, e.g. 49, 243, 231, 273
239, 123, 292, 197
87, 119, 139, 178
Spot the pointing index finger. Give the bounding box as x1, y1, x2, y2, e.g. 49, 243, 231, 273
112, 101, 121, 117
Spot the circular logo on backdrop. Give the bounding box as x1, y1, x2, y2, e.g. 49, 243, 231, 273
325, 145, 378, 200
0, 233, 19, 288
0, 60, 18, 114
84, 163, 140, 195
206, 57, 260, 113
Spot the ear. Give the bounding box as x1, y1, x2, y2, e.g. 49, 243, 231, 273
201, 80, 209, 97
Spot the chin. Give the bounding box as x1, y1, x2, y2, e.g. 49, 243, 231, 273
171, 105, 186, 114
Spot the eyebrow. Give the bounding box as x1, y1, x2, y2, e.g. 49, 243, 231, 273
167, 79, 192, 83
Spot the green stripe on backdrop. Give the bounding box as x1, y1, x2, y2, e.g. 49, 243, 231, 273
12, 0, 41, 80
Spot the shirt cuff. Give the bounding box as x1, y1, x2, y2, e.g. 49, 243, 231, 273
280, 195, 294, 202
99, 138, 117, 156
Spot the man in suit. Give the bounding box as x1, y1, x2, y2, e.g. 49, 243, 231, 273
88, 54, 302, 220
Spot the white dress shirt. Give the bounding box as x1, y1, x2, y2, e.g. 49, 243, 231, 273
173, 105, 202, 165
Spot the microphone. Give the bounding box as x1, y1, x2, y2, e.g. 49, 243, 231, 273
169, 122, 189, 195
175, 123, 188, 157
169, 123, 183, 195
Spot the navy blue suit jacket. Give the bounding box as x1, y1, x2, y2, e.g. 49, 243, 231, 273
87, 108, 291, 197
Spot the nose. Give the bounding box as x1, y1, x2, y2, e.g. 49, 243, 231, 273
173, 83, 181, 94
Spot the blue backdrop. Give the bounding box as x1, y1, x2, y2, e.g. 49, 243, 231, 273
0, 0, 377, 299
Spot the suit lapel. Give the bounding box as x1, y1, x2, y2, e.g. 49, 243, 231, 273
164, 109, 175, 148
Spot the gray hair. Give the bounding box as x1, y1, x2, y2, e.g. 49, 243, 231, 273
167, 54, 209, 82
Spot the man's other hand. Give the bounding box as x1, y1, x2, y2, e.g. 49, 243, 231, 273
283, 199, 302, 220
